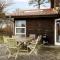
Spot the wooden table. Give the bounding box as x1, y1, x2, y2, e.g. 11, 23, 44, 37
16, 37, 33, 43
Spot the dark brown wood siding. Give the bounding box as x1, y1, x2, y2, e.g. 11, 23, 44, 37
26, 18, 54, 44
54, 0, 60, 7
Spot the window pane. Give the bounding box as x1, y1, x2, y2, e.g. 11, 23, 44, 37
16, 20, 26, 27
16, 34, 26, 37
16, 28, 25, 33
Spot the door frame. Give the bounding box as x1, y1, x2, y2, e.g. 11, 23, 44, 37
55, 18, 60, 45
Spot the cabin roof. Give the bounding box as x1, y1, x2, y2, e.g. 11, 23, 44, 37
8, 8, 58, 16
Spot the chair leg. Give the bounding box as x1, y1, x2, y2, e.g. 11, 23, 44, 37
6, 48, 12, 58
15, 52, 18, 60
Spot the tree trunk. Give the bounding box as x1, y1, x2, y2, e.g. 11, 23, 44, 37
38, 0, 40, 9
51, 0, 54, 8
38, 5, 40, 9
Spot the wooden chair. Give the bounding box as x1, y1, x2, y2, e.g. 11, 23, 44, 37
6, 38, 18, 59
29, 34, 36, 39
27, 35, 41, 55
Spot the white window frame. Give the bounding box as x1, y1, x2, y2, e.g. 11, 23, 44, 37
15, 20, 26, 37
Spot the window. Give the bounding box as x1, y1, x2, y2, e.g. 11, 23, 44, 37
15, 20, 26, 37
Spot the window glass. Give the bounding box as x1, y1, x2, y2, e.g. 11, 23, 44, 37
15, 20, 26, 27
16, 34, 26, 37
16, 28, 25, 33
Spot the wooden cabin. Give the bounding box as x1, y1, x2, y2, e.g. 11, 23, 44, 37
9, 0, 60, 45
0, 0, 60, 45
7, 8, 59, 45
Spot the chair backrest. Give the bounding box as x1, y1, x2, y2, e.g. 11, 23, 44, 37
0, 36, 4, 44
37, 35, 42, 41
3, 36, 9, 44
29, 34, 35, 39
29, 35, 39, 54
7, 38, 17, 48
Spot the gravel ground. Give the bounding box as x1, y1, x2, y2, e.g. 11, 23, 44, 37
1, 44, 60, 60
8, 45, 60, 60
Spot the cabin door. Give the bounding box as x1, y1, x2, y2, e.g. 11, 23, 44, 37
55, 19, 60, 45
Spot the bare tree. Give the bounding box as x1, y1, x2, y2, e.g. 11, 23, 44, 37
0, 0, 12, 12
29, 0, 50, 9
0, 0, 14, 36
0, 0, 13, 18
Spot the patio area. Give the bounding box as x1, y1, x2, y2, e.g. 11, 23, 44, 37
9, 45, 60, 60
0, 41, 60, 60
0, 35, 60, 60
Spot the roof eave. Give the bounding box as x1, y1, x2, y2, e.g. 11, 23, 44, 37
10, 14, 59, 19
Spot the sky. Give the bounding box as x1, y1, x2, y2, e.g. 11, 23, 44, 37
4, 0, 51, 13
